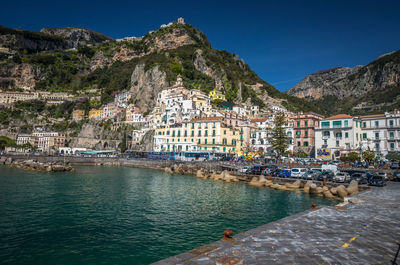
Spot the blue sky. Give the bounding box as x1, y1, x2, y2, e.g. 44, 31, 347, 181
2, 0, 400, 91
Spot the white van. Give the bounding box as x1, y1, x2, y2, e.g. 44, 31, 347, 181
291, 168, 307, 178
321, 164, 338, 174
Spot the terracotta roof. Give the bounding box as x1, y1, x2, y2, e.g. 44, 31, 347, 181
325, 114, 352, 120
359, 114, 385, 118
187, 116, 223, 122
250, 118, 267, 122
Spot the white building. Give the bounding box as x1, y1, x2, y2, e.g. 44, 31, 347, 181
359, 112, 400, 156
315, 114, 362, 160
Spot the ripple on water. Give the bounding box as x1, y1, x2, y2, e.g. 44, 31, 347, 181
0, 165, 336, 265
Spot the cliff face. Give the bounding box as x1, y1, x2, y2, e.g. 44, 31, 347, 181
130, 64, 168, 111
288, 67, 357, 99
0, 63, 42, 90
40, 27, 113, 45
287, 50, 400, 114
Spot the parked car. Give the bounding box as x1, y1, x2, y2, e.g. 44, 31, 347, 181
368, 175, 386, 187
302, 170, 317, 180
316, 170, 334, 181
334, 172, 351, 183
390, 163, 400, 170
393, 171, 400, 182
311, 168, 322, 174
376, 172, 388, 180
249, 165, 271, 175
350, 173, 369, 185
277, 169, 291, 178
239, 166, 251, 173
291, 168, 307, 178
262, 166, 278, 176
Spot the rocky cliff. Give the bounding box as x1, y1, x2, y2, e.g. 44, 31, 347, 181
287, 50, 400, 114
0, 63, 42, 90
40, 27, 113, 46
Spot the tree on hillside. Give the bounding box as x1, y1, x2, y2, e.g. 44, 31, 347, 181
120, 130, 127, 153
270, 112, 289, 158
362, 150, 375, 163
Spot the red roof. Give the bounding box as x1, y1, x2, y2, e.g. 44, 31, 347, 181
359, 114, 385, 118
251, 118, 267, 122
325, 114, 352, 120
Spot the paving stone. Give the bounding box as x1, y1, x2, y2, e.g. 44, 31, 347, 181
152, 183, 400, 264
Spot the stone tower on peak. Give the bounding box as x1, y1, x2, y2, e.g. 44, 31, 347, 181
177, 17, 185, 24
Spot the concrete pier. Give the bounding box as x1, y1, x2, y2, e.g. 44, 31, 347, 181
153, 183, 400, 264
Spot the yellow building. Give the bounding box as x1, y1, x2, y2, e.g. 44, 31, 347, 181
153, 117, 240, 153
72, 109, 85, 121
208, 89, 226, 101
88, 108, 104, 120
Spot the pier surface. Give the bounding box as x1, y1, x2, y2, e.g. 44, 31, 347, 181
153, 182, 400, 264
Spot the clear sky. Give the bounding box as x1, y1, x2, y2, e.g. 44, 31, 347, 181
2, 0, 400, 91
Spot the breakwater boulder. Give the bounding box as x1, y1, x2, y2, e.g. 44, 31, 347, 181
347, 180, 359, 195
7, 159, 74, 172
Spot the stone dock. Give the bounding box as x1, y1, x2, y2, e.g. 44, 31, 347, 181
153, 183, 400, 265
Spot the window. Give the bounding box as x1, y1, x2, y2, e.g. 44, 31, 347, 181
375, 121, 379, 128
336, 141, 339, 147
198, 139, 201, 144
232, 139, 236, 145
304, 121, 308, 127
205, 130, 208, 137
198, 130, 201, 137
321, 121, 330, 128
172, 131, 175, 137
297, 121, 300, 127
167, 131, 170, 135
390, 143, 395, 150
212, 130, 215, 136
191, 131, 194, 137
390, 120, 394, 127
224, 130, 226, 135
212, 138, 215, 144
333, 121, 342, 128
363, 133, 367, 139
296, 131, 301, 136
204, 139, 207, 145
323, 131, 330, 137
191, 123, 194, 129
305, 131, 308, 137
344, 120, 348, 127
304, 141, 309, 147
390, 132, 394, 139
363, 122, 366, 128
297, 141, 301, 147
375, 132, 379, 139
375, 143, 380, 150
177, 131, 180, 137
345, 132, 349, 138
336, 132, 342, 139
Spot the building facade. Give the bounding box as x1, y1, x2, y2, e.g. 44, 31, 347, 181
315, 114, 362, 160
293, 112, 324, 156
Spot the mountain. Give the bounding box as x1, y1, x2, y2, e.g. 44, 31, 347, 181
287, 50, 400, 115
0, 19, 322, 114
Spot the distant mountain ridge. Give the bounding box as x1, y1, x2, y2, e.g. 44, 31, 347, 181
287, 50, 400, 114
0, 20, 322, 113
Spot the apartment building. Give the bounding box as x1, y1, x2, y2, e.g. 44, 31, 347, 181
153, 117, 240, 153
360, 112, 400, 156
315, 114, 362, 160
293, 112, 324, 155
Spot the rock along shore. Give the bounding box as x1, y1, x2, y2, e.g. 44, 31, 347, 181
0, 156, 74, 172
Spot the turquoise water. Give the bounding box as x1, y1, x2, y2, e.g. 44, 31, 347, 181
0, 165, 336, 265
